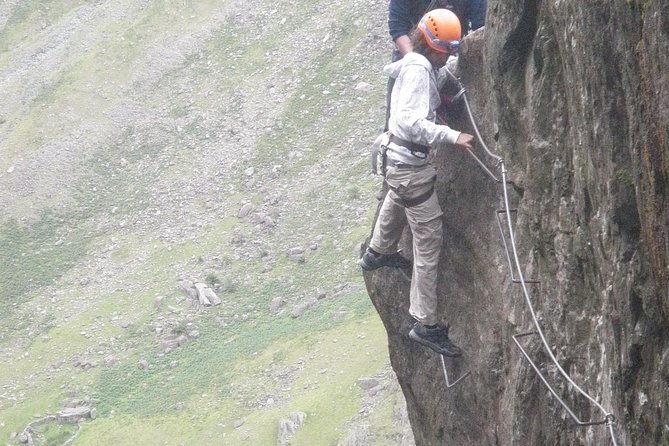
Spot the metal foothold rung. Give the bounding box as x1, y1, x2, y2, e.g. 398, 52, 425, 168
440, 354, 471, 388
454, 80, 619, 444
512, 332, 612, 427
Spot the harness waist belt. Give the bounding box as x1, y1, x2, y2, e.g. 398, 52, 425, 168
396, 186, 434, 208
386, 157, 427, 169
389, 134, 430, 154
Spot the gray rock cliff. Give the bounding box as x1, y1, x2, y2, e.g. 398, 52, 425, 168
363, 1, 668, 445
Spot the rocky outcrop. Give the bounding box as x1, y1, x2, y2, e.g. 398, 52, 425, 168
362, 1, 668, 445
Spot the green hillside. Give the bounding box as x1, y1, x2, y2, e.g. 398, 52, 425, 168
0, 0, 412, 444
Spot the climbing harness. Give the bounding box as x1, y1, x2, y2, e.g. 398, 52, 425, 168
389, 133, 430, 155
439, 67, 620, 445
371, 131, 389, 176
395, 185, 435, 208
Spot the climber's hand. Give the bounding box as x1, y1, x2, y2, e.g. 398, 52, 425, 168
454, 133, 475, 151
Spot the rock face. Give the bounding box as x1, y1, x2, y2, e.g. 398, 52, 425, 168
362, 1, 668, 445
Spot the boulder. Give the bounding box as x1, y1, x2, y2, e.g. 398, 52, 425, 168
56, 407, 91, 424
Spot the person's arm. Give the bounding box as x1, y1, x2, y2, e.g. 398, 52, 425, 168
453, 133, 475, 151
394, 65, 461, 147
437, 56, 459, 89
388, 0, 416, 53
469, 0, 486, 31
394, 35, 413, 55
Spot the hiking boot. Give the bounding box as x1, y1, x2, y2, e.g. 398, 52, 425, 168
409, 323, 462, 357
358, 248, 411, 271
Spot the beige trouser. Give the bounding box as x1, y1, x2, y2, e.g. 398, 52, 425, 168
370, 165, 443, 326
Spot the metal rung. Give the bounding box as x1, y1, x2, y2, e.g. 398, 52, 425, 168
440, 354, 471, 388
512, 332, 614, 427
443, 71, 619, 443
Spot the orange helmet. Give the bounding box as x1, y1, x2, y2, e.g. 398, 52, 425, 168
417, 9, 461, 54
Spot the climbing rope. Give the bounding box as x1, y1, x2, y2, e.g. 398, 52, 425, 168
442, 67, 620, 445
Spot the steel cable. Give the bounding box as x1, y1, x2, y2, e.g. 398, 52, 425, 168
442, 67, 620, 445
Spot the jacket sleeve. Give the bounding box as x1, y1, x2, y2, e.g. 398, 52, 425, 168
394, 64, 460, 147
388, 0, 415, 41
437, 56, 459, 90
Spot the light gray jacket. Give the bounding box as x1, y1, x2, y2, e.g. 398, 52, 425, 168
384, 52, 461, 166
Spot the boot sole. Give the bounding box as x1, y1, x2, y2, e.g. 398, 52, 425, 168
358, 258, 380, 271
409, 329, 463, 357
358, 257, 411, 271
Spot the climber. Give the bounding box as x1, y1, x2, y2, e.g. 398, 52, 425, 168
360, 9, 475, 357
385, 0, 487, 129
389, 0, 486, 54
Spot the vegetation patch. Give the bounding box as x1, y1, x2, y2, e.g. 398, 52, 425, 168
0, 0, 402, 444
0, 213, 91, 315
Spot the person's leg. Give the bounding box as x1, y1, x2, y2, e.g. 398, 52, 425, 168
369, 190, 407, 255
405, 192, 443, 325
398, 167, 462, 356
360, 188, 412, 271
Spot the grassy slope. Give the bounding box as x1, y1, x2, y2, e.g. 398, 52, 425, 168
0, 0, 402, 445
